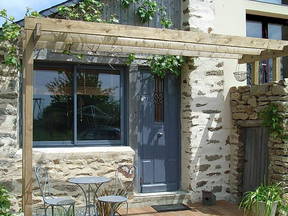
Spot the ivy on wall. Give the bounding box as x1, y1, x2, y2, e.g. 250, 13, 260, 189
120, 0, 172, 28
260, 103, 288, 141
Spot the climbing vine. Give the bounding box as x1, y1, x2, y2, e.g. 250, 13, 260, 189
260, 103, 288, 141
0, 10, 22, 69
148, 55, 185, 78
120, 0, 172, 28
125, 54, 185, 78
57, 0, 118, 23
0, 8, 40, 69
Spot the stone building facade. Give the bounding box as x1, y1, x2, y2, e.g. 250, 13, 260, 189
1, 0, 288, 212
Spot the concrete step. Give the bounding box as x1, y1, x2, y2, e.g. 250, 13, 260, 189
128, 191, 190, 207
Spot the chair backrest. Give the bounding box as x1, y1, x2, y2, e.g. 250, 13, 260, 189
115, 164, 136, 194
34, 166, 50, 201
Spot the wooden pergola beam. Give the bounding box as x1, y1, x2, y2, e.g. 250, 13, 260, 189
36, 41, 242, 59
24, 17, 288, 51
239, 45, 288, 63
37, 32, 263, 56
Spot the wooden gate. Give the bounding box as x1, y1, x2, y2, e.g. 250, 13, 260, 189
241, 127, 269, 193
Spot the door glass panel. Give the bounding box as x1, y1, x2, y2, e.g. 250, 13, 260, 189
154, 77, 164, 122
77, 69, 121, 141
33, 69, 73, 141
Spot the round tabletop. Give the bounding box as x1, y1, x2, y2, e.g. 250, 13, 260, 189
68, 176, 111, 184
97, 195, 128, 203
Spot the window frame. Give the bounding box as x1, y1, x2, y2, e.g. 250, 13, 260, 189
246, 15, 288, 83
33, 62, 127, 147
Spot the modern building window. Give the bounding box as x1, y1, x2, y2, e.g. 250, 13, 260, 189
246, 15, 288, 84
254, 0, 288, 5
33, 64, 126, 147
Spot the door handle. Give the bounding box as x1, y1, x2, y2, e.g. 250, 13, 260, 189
157, 132, 164, 136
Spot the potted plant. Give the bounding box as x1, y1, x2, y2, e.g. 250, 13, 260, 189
239, 184, 285, 216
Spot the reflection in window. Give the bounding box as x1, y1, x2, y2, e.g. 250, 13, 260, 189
33, 66, 123, 146
77, 70, 121, 141
33, 69, 73, 141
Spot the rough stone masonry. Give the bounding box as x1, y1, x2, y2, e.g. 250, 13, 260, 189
230, 80, 288, 198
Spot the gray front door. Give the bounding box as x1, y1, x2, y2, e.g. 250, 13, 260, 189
242, 127, 268, 194
139, 69, 180, 193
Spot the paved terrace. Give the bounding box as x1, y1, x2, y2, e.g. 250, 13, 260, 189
119, 201, 243, 216
33, 201, 243, 215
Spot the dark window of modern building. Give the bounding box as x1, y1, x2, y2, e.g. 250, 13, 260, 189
33, 64, 126, 147
254, 0, 288, 5
246, 15, 288, 84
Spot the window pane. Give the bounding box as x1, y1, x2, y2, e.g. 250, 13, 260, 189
268, 24, 282, 40
77, 69, 121, 141
33, 69, 73, 141
246, 21, 262, 84
246, 21, 262, 38
268, 24, 288, 79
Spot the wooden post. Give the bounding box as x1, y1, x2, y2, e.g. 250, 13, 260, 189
252, 61, 260, 85
22, 29, 34, 216
273, 57, 281, 81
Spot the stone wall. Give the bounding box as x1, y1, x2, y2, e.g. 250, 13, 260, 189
0, 65, 21, 211
230, 80, 288, 198
181, 0, 231, 203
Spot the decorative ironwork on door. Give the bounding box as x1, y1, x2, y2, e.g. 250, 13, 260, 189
153, 77, 164, 122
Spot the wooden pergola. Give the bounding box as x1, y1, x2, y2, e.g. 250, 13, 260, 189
22, 17, 288, 215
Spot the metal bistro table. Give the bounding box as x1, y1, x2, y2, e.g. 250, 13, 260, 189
68, 176, 111, 216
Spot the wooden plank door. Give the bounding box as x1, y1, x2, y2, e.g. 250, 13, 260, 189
242, 127, 269, 193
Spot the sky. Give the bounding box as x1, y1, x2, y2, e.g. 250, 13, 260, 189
0, 0, 66, 25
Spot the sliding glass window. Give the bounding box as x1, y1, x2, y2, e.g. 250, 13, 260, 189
33, 65, 125, 147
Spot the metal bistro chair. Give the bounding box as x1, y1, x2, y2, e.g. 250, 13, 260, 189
96, 165, 136, 216
34, 166, 76, 216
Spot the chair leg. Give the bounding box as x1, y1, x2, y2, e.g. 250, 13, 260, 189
126, 202, 128, 216
72, 204, 75, 216
51, 205, 54, 216
44, 204, 47, 216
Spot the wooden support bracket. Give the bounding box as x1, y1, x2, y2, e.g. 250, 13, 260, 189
33, 23, 41, 42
